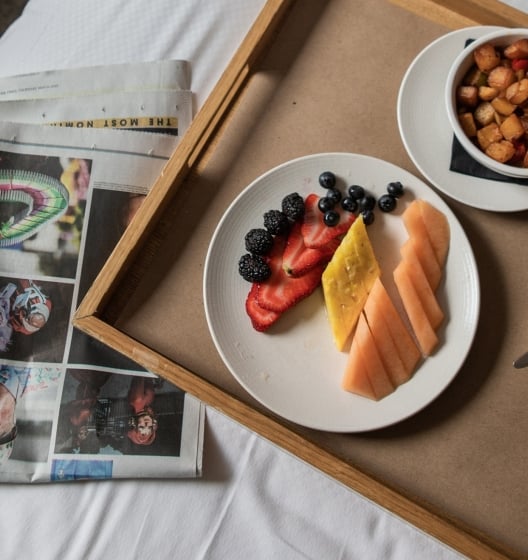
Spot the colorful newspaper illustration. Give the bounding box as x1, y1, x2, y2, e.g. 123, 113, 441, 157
0, 120, 204, 483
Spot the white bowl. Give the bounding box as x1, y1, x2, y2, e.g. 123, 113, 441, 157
445, 28, 528, 179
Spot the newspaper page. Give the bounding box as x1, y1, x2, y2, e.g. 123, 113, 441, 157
0, 121, 204, 483
0, 59, 191, 100
0, 90, 192, 136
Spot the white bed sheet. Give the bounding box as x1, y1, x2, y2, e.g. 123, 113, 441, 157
1, 1, 525, 558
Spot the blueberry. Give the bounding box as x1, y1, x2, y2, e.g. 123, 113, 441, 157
361, 209, 375, 225
323, 210, 340, 227
378, 194, 397, 213
358, 194, 376, 212
326, 188, 342, 205
347, 185, 365, 200
341, 196, 357, 212
387, 181, 404, 198
318, 196, 335, 213
319, 171, 336, 189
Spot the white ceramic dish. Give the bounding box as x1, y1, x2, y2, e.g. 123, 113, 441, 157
445, 28, 528, 179
398, 26, 528, 212
203, 153, 480, 432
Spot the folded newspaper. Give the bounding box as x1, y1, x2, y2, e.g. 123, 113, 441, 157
0, 61, 205, 482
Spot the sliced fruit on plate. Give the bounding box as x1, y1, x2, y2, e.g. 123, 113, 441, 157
301, 193, 356, 249
342, 311, 395, 400
394, 199, 450, 357
256, 235, 325, 314
322, 216, 380, 351
245, 283, 281, 332
342, 278, 421, 400
282, 221, 339, 277
393, 262, 440, 356
402, 199, 450, 267
400, 237, 442, 291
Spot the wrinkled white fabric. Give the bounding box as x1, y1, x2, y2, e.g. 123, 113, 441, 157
1, 0, 526, 558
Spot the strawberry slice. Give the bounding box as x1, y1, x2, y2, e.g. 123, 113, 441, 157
282, 221, 339, 277
256, 236, 325, 313
301, 193, 356, 249
245, 283, 281, 332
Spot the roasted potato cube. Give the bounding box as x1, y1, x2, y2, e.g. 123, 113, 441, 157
504, 38, 528, 59
473, 43, 501, 72
485, 140, 515, 162
506, 78, 528, 104
491, 96, 516, 116
456, 85, 478, 108
474, 101, 496, 126
477, 122, 503, 149
478, 85, 499, 101
500, 113, 525, 141
487, 66, 516, 90
458, 112, 477, 137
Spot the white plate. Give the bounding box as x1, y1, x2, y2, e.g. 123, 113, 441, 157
203, 153, 480, 432
398, 26, 528, 212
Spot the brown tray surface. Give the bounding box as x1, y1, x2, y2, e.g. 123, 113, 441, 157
80, 1, 528, 557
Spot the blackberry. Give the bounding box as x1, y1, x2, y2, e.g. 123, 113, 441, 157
244, 228, 274, 255
263, 209, 290, 236
238, 253, 271, 282
281, 192, 305, 222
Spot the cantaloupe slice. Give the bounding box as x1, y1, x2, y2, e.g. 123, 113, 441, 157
400, 237, 442, 291
393, 262, 438, 356
398, 257, 444, 330
343, 312, 395, 400
363, 289, 412, 387
368, 277, 421, 375
417, 199, 450, 268
341, 335, 376, 399
403, 200, 450, 268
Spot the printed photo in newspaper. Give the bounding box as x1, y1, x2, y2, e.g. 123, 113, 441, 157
0, 119, 204, 483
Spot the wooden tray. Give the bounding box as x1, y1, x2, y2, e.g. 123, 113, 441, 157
74, 1, 528, 558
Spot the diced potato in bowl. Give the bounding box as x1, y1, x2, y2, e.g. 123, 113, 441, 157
445, 29, 528, 178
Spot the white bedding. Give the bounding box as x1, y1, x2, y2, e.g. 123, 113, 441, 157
1, 1, 525, 558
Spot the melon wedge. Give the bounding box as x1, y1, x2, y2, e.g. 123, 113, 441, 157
400, 237, 442, 291
368, 278, 421, 375
341, 335, 376, 399
398, 256, 444, 330
393, 262, 438, 356
343, 312, 395, 400
417, 199, 450, 268
402, 200, 450, 268
363, 291, 412, 387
